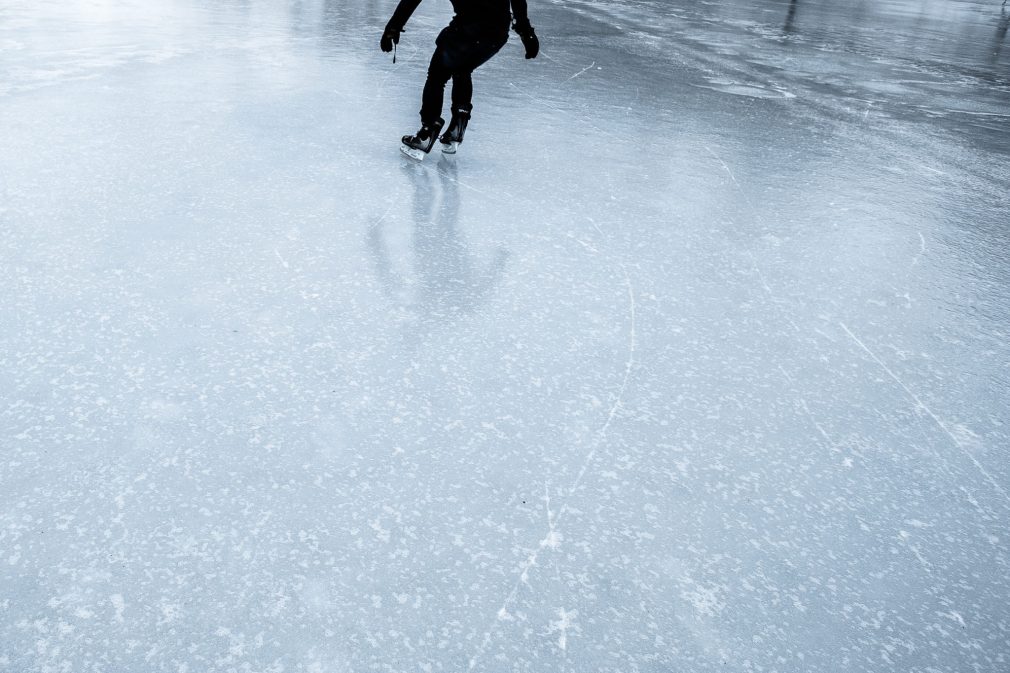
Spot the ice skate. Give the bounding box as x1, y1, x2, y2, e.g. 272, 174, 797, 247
400, 118, 445, 161
439, 107, 471, 154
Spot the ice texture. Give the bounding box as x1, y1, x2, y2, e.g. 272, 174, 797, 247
2, 0, 1009, 672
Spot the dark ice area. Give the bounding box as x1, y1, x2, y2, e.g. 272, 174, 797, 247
2, 0, 1009, 671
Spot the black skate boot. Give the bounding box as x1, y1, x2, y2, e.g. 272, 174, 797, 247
400, 117, 445, 161
439, 107, 471, 155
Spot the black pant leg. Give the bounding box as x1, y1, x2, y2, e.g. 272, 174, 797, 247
420, 43, 454, 125
450, 71, 473, 113
420, 26, 507, 123
449, 34, 507, 113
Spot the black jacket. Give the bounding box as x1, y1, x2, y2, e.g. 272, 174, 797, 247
387, 0, 530, 35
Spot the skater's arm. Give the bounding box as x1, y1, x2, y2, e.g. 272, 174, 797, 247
381, 0, 421, 53
510, 0, 530, 26
388, 0, 423, 31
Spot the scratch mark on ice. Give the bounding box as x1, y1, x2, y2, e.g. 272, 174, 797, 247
569, 264, 636, 495
839, 321, 1010, 505
899, 530, 932, 572
468, 254, 636, 671
274, 249, 290, 269
565, 61, 596, 82
704, 145, 740, 189
911, 232, 926, 266
746, 250, 775, 298
509, 82, 619, 142
366, 200, 398, 232
797, 398, 836, 448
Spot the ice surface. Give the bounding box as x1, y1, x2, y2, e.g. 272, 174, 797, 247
2, 0, 1009, 671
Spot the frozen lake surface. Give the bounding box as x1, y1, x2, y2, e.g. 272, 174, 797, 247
2, 0, 1009, 671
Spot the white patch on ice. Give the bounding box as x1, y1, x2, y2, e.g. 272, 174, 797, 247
110, 594, 125, 623
159, 602, 182, 624
369, 517, 391, 543
547, 608, 579, 651
682, 581, 726, 618
539, 530, 562, 550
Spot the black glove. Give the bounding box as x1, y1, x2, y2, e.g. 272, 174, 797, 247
513, 19, 539, 59
380, 24, 401, 53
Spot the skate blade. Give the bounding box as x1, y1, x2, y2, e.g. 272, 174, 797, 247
440, 141, 458, 155
400, 145, 427, 161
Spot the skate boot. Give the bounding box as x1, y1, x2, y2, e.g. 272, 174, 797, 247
400, 118, 445, 161
439, 107, 471, 155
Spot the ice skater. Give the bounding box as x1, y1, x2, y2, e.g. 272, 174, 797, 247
380, 0, 540, 159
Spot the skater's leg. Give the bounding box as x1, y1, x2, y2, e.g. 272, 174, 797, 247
449, 71, 473, 113
446, 35, 507, 112
439, 36, 506, 150
440, 76, 473, 152
410, 30, 507, 156
420, 46, 454, 124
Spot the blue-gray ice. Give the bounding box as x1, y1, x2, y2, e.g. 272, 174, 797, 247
2, 0, 1009, 671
